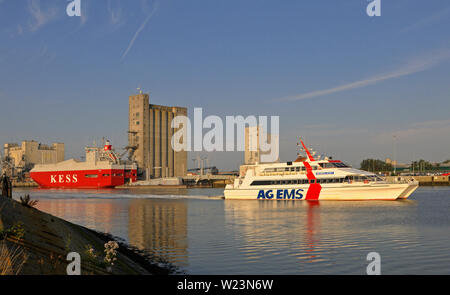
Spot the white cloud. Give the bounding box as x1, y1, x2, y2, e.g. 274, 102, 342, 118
273, 49, 450, 103
107, 0, 124, 25
27, 0, 58, 32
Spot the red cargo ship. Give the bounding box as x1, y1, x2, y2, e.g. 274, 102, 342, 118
30, 140, 137, 189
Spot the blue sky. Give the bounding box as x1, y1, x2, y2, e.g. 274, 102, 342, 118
1, 0, 450, 170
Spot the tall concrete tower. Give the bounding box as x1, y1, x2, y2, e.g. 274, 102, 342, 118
129, 93, 150, 170
128, 92, 187, 178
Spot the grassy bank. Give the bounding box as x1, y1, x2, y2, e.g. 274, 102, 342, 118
0, 196, 177, 275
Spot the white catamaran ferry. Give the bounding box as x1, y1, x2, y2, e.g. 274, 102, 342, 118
224, 139, 418, 200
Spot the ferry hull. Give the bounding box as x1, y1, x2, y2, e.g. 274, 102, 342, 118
30, 169, 136, 189
224, 183, 419, 201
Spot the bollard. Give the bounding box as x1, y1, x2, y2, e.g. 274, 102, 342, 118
8, 177, 12, 198
1, 174, 6, 197
1, 174, 12, 198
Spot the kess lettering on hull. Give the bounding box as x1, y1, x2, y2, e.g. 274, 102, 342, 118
50, 175, 78, 184
257, 189, 304, 200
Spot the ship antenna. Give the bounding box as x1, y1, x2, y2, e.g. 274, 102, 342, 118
299, 137, 316, 162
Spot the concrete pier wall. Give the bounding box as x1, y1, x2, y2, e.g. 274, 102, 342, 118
386, 176, 450, 186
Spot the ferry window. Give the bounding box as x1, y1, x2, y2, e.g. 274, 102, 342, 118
295, 167, 300, 172
251, 180, 271, 186
333, 162, 349, 168
290, 167, 295, 172
102, 174, 110, 177
310, 179, 315, 184
319, 163, 335, 168
85, 174, 98, 178
285, 168, 290, 171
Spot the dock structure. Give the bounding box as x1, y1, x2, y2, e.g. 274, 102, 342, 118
386, 175, 450, 186
183, 174, 236, 187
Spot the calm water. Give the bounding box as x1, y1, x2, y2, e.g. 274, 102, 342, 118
13, 186, 450, 274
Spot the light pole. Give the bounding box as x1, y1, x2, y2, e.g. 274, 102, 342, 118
393, 135, 397, 175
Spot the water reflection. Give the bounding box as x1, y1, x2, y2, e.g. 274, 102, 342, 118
128, 199, 188, 266
22, 185, 442, 274
37, 199, 119, 234
305, 202, 320, 262
36, 198, 189, 266
224, 200, 418, 273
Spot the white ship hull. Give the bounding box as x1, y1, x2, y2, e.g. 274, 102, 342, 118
225, 138, 419, 201
224, 182, 418, 200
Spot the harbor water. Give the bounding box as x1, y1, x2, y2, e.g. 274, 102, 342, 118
13, 187, 450, 274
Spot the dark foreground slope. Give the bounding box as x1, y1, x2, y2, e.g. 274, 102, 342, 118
0, 196, 173, 275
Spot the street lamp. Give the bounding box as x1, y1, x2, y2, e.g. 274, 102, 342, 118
393, 135, 397, 175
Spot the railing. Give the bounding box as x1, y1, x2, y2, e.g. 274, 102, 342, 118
383, 176, 417, 184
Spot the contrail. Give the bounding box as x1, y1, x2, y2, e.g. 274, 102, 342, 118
121, 1, 159, 60
273, 49, 450, 102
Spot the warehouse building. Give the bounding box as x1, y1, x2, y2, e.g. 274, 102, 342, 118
3, 141, 65, 170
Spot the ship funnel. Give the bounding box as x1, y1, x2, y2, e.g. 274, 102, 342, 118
104, 140, 112, 151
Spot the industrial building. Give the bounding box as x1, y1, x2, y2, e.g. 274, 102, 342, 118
128, 92, 187, 178
3, 141, 64, 173
244, 126, 277, 165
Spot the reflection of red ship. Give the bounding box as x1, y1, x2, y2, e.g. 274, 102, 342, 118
305, 201, 320, 261
30, 140, 137, 189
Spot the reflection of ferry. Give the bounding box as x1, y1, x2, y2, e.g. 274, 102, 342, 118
224, 139, 418, 200
30, 140, 137, 189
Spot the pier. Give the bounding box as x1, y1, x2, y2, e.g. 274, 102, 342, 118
386, 175, 450, 186
183, 174, 236, 188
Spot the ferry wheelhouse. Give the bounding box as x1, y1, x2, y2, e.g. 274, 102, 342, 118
224, 139, 418, 200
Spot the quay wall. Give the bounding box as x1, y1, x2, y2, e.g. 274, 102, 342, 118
386, 176, 450, 186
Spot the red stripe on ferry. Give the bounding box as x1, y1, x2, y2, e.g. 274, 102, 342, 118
303, 162, 321, 200
300, 138, 315, 161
